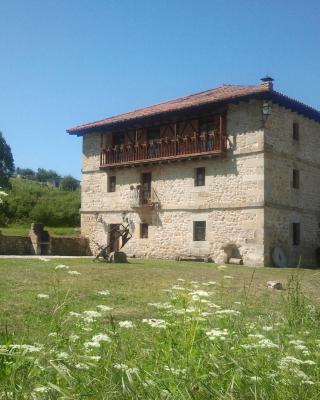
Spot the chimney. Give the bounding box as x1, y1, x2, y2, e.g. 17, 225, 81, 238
260, 75, 274, 90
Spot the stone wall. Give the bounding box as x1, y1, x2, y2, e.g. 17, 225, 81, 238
81, 100, 266, 266
264, 103, 320, 267
51, 236, 91, 256
0, 235, 33, 255
0, 233, 91, 256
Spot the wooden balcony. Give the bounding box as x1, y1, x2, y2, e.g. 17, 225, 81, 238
100, 131, 226, 168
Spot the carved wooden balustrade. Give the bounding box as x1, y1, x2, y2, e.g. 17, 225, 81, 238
100, 117, 227, 168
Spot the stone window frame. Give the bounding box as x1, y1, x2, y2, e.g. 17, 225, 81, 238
193, 221, 206, 241
292, 169, 300, 189
140, 223, 149, 239
292, 122, 300, 141
194, 167, 206, 187
107, 175, 116, 192
292, 222, 300, 246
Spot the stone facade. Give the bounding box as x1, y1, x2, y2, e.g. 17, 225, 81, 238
81, 100, 266, 266
264, 104, 320, 266
79, 97, 320, 267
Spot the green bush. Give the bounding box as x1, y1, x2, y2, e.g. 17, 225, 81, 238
1, 178, 80, 227
30, 191, 80, 226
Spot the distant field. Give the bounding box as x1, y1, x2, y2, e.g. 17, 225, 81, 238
0, 224, 80, 236
0, 258, 319, 399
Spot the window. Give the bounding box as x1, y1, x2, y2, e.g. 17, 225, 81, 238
113, 132, 125, 146
108, 176, 116, 192
193, 221, 206, 241
195, 167, 205, 186
140, 223, 148, 239
292, 169, 300, 189
293, 122, 299, 141
292, 223, 300, 246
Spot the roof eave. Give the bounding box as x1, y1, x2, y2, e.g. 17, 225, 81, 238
67, 91, 320, 136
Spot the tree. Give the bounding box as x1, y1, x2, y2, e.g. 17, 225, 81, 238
60, 175, 80, 191
36, 168, 61, 187
16, 167, 36, 179
0, 131, 15, 188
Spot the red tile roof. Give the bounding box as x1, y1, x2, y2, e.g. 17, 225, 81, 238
67, 82, 320, 134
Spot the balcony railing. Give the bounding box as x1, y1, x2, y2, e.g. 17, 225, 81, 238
100, 131, 226, 168
129, 187, 160, 209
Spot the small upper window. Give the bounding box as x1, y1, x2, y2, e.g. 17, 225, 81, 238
108, 176, 116, 192
293, 122, 299, 141
292, 169, 300, 189
292, 223, 300, 246
193, 221, 206, 241
195, 167, 205, 186
140, 223, 148, 239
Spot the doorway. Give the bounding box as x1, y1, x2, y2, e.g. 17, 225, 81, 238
109, 224, 121, 252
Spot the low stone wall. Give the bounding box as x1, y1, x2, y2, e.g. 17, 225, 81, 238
0, 235, 33, 255
0, 233, 91, 256
51, 236, 91, 256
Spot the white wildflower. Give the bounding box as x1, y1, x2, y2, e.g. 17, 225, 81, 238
56, 352, 69, 360
84, 341, 101, 349
48, 332, 57, 337
172, 285, 185, 291
206, 328, 228, 340
10, 344, 42, 353
82, 310, 102, 319
86, 355, 101, 362
33, 386, 49, 393
55, 264, 69, 270
37, 293, 49, 299
164, 365, 186, 376
96, 305, 113, 312
68, 270, 81, 276
69, 334, 80, 342
177, 278, 185, 282
191, 289, 210, 297
75, 363, 90, 370
119, 320, 135, 329
97, 290, 110, 296
257, 338, 278, 349
69, 311, 82, 317
250, 376, 262, 382
91, 333, 111, 343
142, 318, 168, 329
262, 326, 273, 331
279, 356, 316, 368
114, 363, 139, 374
148, 302, 174, 310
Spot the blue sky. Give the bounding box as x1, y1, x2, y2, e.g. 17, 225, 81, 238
1, 0, 319, 179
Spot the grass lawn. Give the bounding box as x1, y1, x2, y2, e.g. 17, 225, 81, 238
0, 258, 319, 399
0, 224, 80, 236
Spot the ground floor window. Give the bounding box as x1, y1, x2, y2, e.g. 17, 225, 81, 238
193, 221, 206, 241
292, 222, 300, 246
140, 223, 149, 239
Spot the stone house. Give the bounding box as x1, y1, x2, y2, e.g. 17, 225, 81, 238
67, 78, 320, 267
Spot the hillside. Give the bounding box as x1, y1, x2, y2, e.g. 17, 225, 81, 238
0, 177, 80, 227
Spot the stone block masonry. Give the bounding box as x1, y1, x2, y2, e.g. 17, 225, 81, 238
81, 100, 266, 266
